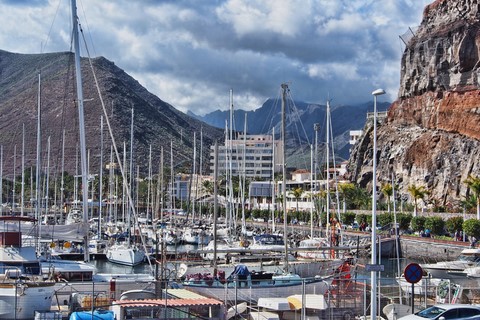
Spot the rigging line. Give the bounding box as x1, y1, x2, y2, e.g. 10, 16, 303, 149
328, 104, 342, 223
53, 53, 74, 180
261, 96, 280, 135
79, 28, 154, 274
285, 91, 310, 170
78, 0, 97, 57
41, 0, 63, 53
264, 98, 279, 137
286, 90, 311, 146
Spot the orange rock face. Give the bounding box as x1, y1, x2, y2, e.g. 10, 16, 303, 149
349, 0, 480, 210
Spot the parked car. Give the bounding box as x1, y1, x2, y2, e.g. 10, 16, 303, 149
398, 304, 480, 320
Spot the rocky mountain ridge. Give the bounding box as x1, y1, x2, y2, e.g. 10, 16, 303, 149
0, 50, 224, 176
349, 0, 480, 210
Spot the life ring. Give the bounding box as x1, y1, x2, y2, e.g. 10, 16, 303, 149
64, 241, 71, 249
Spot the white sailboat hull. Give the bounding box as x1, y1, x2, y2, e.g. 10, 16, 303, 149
106, 245, 145, 266
183, 277, 331, 302
0, 283, 55, 320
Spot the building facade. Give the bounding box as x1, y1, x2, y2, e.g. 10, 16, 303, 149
209, 134, 283, 179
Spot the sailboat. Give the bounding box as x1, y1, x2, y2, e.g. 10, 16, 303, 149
181, 85, 333, 301
106, 109, 146, 267
0, 218, 56, 318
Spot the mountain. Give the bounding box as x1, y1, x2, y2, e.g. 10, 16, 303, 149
348, 0, 480, 210
0, 50, 224, 176
190, 99, 390, 161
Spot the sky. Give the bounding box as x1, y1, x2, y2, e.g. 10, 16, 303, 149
0, 0, 432, 115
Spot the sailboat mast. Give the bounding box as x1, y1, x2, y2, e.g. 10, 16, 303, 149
170, 140, 174, 210
326, 100, 331, 245
0, 146, 2, 216
241, 114, 247, 236
192, 132, 196, 222
129, 108, 134, 226
45, 136, 51, 220
310, 144, 314, 238
12, 145, 16, 213
71, 0, 89, 262
99, 116, 104, 236
213, 141, 219, 274
35, 72, 42, 250
281, 83, 288, 273
271, 127, 276, 233
60, 129, 65, 223
147, 145, 152, 221
21, 124, 25, 217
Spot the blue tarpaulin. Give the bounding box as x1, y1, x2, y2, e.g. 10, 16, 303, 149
69, 310, 114, 320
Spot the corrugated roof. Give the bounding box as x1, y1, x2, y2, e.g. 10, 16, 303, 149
113, 298, 223, 308
165, 289, 209, 300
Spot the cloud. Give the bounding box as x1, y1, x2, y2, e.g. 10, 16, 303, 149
0, 0, 432, 115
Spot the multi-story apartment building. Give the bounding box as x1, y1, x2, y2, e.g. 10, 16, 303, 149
209, 134, 283, 179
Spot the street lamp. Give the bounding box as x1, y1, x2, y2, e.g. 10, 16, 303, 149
371, 88, 385, 320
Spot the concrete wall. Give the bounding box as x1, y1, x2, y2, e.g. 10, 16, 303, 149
400, 235, 470, 262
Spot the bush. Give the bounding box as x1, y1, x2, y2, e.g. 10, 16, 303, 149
424, 216, 445, 235
445, 216, 463, 234
411, 216, 426, 232
377, 213, 393, 227
341, 212, 356, 225
319, 211, 328, 226
463, 219, 480, 239
356, 214, 368, 224
396, 213, 412, 231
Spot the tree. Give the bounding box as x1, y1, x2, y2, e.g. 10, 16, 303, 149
425, 216, 445, 236
340, 212, 356, 225
407, 184, 428, 217
396, 213, 412, 231
445, 216, 464, 235
338, 182, 355, 213
463, 219, 480, 240
411, 216, 426, 233
202, 180, 214, 196
289, 187, 304, 213
381, 183, 393, 213
464, 175, 480, 219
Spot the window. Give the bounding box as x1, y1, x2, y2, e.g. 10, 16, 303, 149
458, 308, 480, 318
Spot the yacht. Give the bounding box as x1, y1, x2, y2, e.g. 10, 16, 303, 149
0, 217, 56, 319
421, 248, 480, 279
106, 242, 146, 267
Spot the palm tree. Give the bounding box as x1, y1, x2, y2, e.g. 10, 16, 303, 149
407, 184, 427, 217
338, 182, 355, 213
464, 175, 480, 219
381, 183, 393, 213
202, 180, 214, 196
289, 187, 304, 214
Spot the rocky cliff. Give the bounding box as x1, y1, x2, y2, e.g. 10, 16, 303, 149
349, 0, 480, 210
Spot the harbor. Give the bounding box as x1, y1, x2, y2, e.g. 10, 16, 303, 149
2, 0, 480, 319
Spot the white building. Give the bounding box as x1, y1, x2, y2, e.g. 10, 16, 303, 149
209, 134, 283, 179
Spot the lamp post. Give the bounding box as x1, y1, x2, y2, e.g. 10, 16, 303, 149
371, 88, 385, 320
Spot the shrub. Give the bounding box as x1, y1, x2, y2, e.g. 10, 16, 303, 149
319, 211, 328, 226
463, 219, 480, 239
377, 213, 393, 227
341, 212, 356, 225
396, 213, 412, 231
411, 216, 426, 232
356, 214, 368, 224
424, 216, 445, 235
445, 216, 463, 234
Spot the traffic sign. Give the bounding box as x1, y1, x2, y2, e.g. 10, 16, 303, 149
365, 264, 384, 272
404, 263, 423, 284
